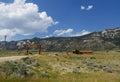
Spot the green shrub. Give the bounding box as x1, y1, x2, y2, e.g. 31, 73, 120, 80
0, 57, 40, 77
72, 68, 81, 74
103, 66, 113, 73
41, 71, 51, 78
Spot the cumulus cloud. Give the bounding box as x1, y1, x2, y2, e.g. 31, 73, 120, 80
53, 28, 73, 36
86, 5, 93, 10
80, 5, 85, 10
0, 0, 58, 40
0, 28, 21, 40
80, 5, 93, 11
72, 30, 90, 36
45, 28, 90, 38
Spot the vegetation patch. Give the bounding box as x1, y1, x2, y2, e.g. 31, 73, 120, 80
0, 51, 120, 82
0, 57, 40, 77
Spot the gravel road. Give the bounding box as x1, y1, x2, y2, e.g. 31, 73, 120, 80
0, 56, 27, 62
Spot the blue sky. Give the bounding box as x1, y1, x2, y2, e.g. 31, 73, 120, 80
0, 0, 120, 41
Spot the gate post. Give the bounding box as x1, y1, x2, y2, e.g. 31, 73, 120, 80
38, 45, 41, 55
26, 44, 29, 55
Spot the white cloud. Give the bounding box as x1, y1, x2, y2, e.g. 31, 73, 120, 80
72, 30, 90, 36
86, 5, 93, 10
0, 28, 21, 40
81, 5, 85, 10
44, 29, 90, 38
43, 35, 53, 38
53, 28, 73, 36
0, 0, 58, 40
80, 5, 93, 11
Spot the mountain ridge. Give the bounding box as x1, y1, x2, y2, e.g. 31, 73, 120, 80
0, 27, 120, 51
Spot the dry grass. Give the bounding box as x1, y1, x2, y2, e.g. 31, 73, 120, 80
0, 50, 120, 82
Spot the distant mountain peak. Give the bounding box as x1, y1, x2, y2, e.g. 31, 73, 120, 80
101, 27, 120, 38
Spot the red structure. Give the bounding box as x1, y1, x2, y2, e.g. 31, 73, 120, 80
79, 51, 93, 54
73, 50, 93, 54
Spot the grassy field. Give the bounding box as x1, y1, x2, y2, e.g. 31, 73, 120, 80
0, 50, 120, 82
0, 50, 25, 57
0, 49, 38, 57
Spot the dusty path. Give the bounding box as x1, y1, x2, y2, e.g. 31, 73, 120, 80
0, 56, 27, 62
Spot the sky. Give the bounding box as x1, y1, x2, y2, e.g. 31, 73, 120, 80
0, 0, 120, 41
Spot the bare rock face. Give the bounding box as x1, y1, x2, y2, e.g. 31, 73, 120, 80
102, 28, 120, 38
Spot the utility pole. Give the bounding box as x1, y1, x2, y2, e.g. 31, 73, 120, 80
4, 35, 7, 42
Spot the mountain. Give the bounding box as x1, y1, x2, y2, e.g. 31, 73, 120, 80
0, 27, 120, 51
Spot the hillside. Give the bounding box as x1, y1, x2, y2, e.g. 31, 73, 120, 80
0, 27, 120, 51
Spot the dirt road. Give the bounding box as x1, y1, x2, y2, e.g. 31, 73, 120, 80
0, 56, 27, 62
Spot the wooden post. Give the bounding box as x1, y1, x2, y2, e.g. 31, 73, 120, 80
26, 45, 29, 55
38, 45, 41, 55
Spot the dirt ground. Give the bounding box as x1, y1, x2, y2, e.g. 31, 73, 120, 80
0, 56, 27, 62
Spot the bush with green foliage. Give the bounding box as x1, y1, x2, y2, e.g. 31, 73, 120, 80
0, 57, 40, 77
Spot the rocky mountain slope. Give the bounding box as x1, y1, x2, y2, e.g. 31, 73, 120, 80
0, 27, 120, 51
